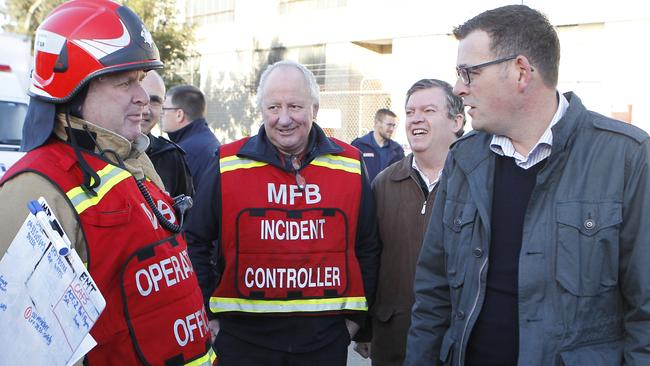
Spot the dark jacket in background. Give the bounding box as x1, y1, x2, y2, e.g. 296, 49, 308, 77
352, 132, 404, 182
146, 134, 194, 198
370, 154, 436, 366
185, 123, 380, 353
168, 118, 220, 190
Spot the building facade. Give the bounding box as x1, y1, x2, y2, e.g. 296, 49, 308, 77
180, 0, 650, 144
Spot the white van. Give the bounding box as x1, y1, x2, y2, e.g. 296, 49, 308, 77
0, 34, 30, 179
0, 65, 28, 178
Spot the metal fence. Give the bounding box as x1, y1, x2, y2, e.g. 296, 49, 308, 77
318, 78, 391, 144
310, 70, 391, 142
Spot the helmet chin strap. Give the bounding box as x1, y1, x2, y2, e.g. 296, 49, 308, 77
64, 109, 100, 196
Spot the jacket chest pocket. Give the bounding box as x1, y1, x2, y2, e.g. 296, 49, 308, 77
442, 200, 478, 298
556, 201, 621, 296
82, 200, 132, 227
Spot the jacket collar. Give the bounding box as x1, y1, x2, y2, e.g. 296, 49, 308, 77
451, 91, 585, 176
237, 123, 344, 170
356, 132, 376, 147
146, 133, 176, 156
389, 154, 414, 182
53, 113, 149, 160
357, 131, 398, 150
550, 92, 584, 156
51, 113, 164, 189
167, 117, 209, 143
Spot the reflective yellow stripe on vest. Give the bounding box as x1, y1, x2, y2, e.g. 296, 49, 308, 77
210, 296, 368, 314
220, 155, 268, 173
66, 164, 132, 214
310, 154, 361, 174
185, 347, 217, 366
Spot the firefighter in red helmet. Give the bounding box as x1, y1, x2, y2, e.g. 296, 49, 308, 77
0, 1, 215, 364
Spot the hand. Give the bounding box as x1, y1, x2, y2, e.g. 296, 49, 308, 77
345, 318, 360, 338
207, 319, 220, 343
353, 342, 372, 359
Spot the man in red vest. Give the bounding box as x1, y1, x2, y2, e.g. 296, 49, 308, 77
185, 60, 380, 365
0, 1, 214, 364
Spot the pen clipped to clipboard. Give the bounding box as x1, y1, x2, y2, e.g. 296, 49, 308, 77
28, 198, 71, 257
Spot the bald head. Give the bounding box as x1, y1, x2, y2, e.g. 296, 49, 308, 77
141, 70, 166, 135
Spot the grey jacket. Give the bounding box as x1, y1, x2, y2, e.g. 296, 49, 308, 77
405, 92, 650, 366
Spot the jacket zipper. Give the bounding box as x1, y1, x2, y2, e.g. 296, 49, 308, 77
458, 256, 488, 366
411, 173, 431, 215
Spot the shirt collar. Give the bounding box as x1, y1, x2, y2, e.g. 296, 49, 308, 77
490, 91, 569, 168
412, 156, 441, 192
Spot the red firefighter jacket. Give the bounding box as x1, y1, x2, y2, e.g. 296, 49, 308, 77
2, 140, 215, 366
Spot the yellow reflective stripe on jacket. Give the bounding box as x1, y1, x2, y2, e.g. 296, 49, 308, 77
209, 296, 368, 313
66, 164, 132, 214
310, 154, 361, 174
220, 155, 268, 173
185, 347, 216, 366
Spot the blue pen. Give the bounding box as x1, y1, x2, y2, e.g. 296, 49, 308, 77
27, 200, 70, 256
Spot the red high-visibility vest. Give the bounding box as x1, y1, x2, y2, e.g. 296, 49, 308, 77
2, 140, 215, 366
211, 137, 368, 315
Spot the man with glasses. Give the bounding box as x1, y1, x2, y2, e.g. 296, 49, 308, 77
185, 60, 379, 365
352, 108, 405, 182
141, 70, 193, 198
406, 5, 650, 366
162, 84, 220, 190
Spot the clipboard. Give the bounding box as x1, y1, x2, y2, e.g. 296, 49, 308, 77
0, 197, 106, 365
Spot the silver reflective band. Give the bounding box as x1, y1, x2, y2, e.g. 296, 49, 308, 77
210, 296, 368, 313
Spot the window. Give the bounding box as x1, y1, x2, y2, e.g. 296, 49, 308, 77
187, 0, 235, 26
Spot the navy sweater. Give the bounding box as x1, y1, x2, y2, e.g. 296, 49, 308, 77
466, 155, 546, 366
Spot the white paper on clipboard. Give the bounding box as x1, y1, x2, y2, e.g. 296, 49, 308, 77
0, 197, 106, 365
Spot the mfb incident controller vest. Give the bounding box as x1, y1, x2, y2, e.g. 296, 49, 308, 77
1, 140, 215, 366
211, 137, 367, 315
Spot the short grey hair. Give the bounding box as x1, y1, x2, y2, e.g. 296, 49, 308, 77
256, 60, 320, 109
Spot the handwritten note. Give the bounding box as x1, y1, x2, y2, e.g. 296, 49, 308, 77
0, 199, 106, 365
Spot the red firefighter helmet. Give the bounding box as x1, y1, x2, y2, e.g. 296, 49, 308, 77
29, 0, 163, 103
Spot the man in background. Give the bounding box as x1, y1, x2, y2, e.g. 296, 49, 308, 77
354, 79, 464, 365
162, 85, 220, 189
352, 108, 404, 182
141, 70, 193, 198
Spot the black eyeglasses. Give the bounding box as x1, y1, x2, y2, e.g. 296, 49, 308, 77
456, 55, 517, 86
291, 155, 306, 191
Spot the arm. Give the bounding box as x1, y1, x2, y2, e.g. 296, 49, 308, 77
620, 139, 650, 364
351, 159, 380, 341
404, 163, 452, 366
154, 149, 195, 199
0, 172, 86, 259
395, 143, 406, 163
185, 155, 221, 310
174, 149, 195, 198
